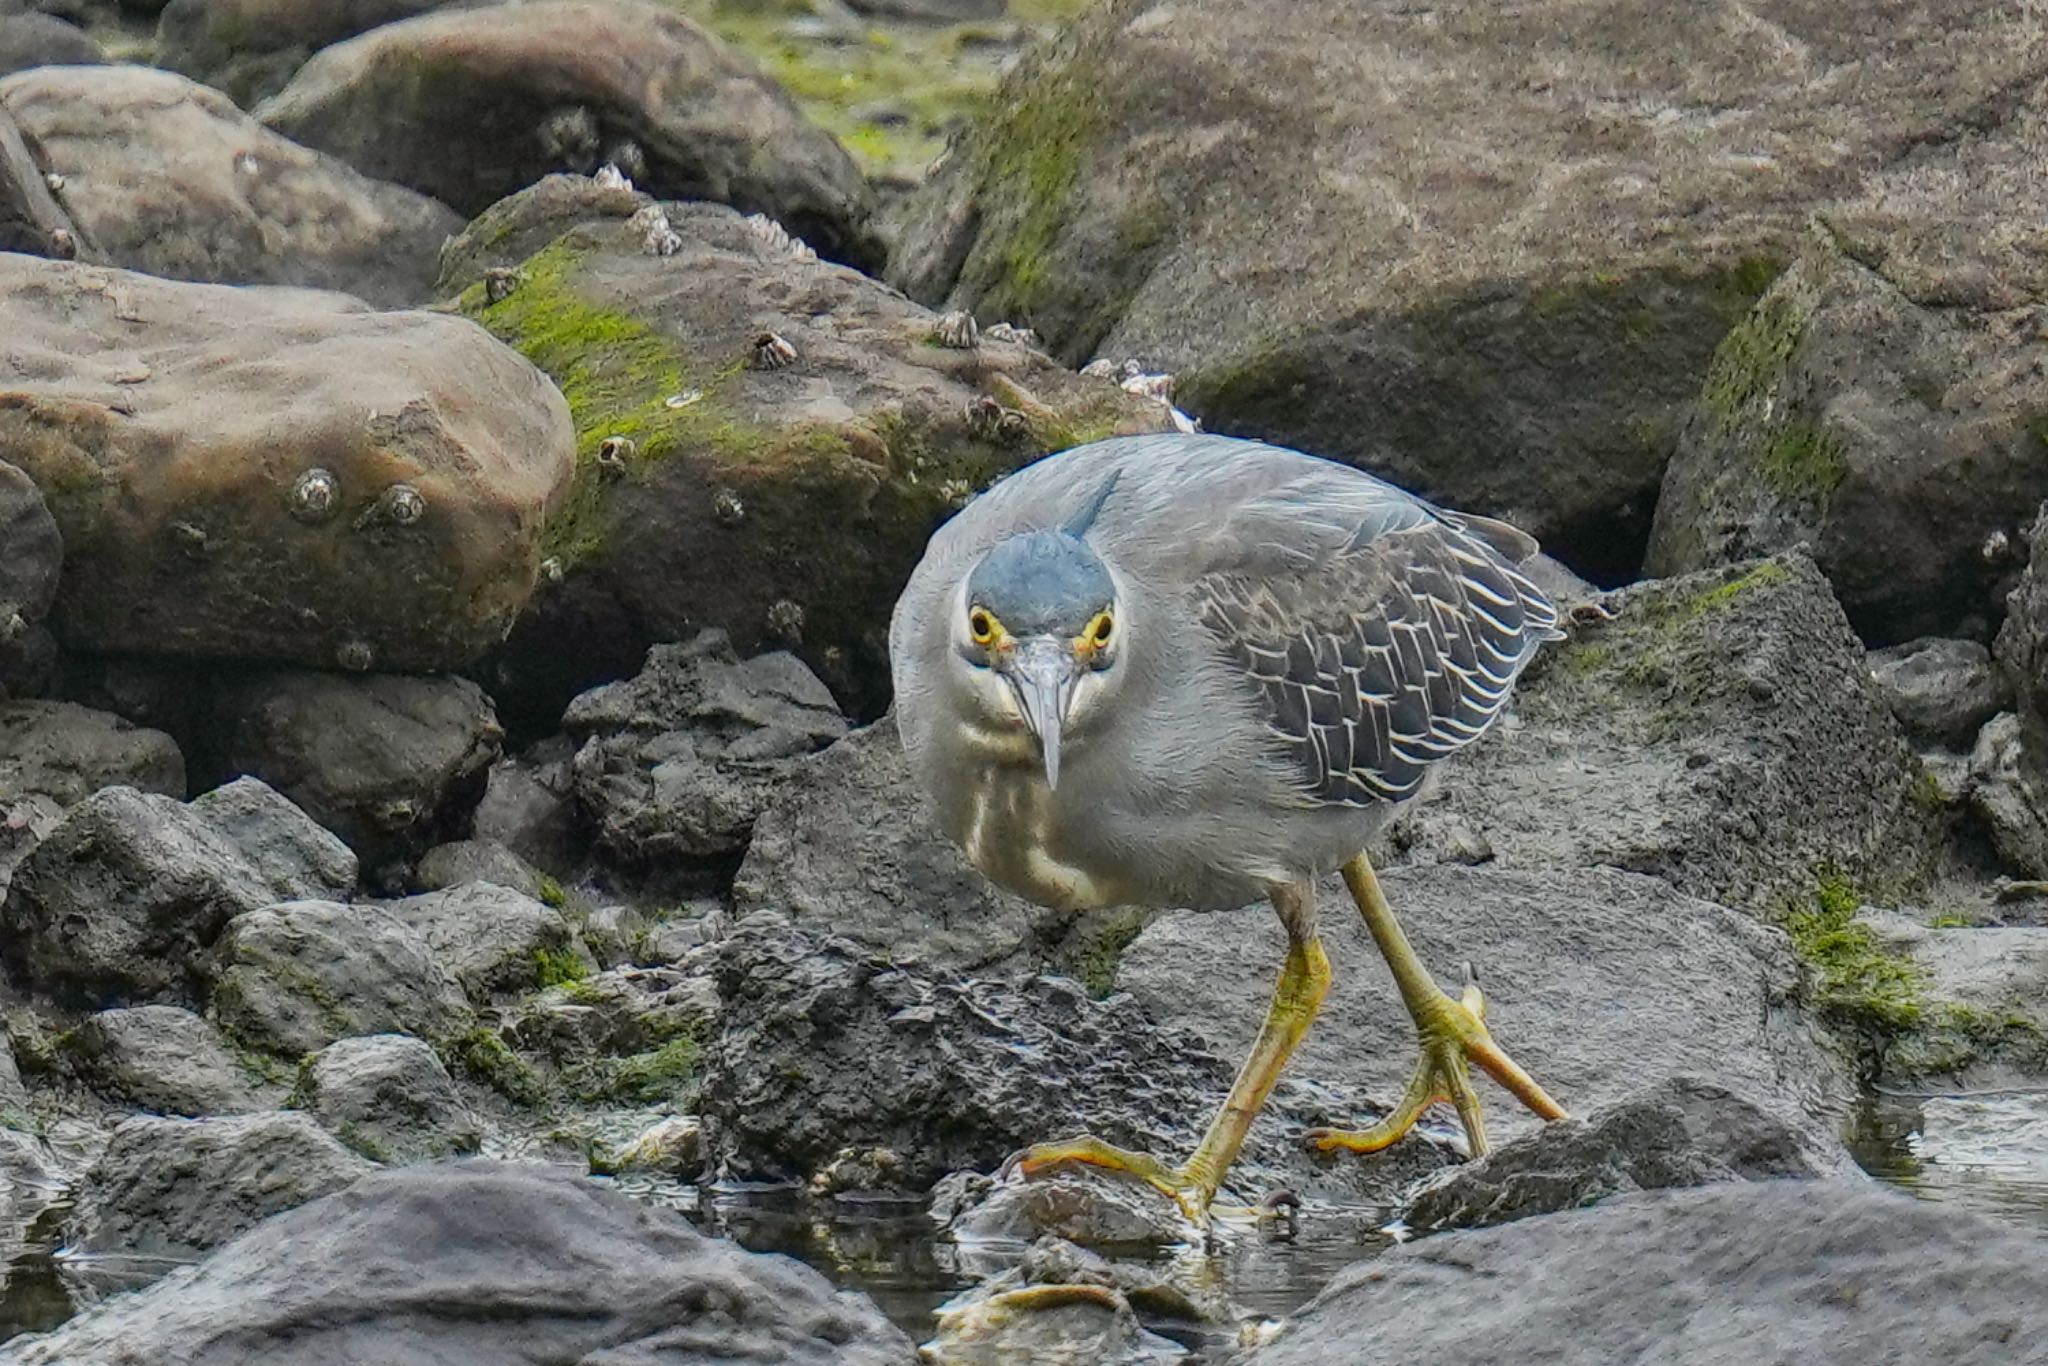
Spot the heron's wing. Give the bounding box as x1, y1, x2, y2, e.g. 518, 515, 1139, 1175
1189, 482, 1560, 808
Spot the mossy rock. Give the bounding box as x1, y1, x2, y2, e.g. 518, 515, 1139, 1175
445, 180, 1170, 723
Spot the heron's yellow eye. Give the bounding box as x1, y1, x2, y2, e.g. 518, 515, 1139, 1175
1085, 610, 1114, 647
969, 608, 998, 646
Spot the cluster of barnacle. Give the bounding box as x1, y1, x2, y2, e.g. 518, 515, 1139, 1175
287, 468, 430, 531
629, 204, 683, 258
963, 394, 1032, 442
750, 332, 798, 370
743, 212, 818, 264
928, 311, 1041, 351
1083, 358, 1200, 434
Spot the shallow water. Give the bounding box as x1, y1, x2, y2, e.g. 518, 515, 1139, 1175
1845, 1088, 2048, 1226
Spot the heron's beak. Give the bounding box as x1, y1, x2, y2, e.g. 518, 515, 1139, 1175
1006, 635, 1079, 789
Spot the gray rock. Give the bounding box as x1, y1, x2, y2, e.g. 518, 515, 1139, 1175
0, 700, 185, 807
1967, 713, 2048, 878
0, 1027, 24, 1118
0, 1160, 916, 1364
936, 1171, 1183, 1249
66, 1006, 263, 1117
892, 0, 2040, 578
0, 12, 102, 76
414, 838, 546, 898
504, 963, 718, 1070
1401, 555, 1938, 915
1868, 638, 2009, 747
1244, 1181, 2048, 1366
470, 739, 580, 876
387, 881, 588, 1002
733, 717, 1067, 973
445, 181, 1167, 720
298, 1034, 480, 1163
211, 900, 470, 1057
199, 669, 502, 868
1, 782, 356, 1005
156, 0, 462, 106
926, 1236, 1192, 1365
257, 0, 880, 267
65, 1111, 373, 1261
1400, 1076, 1860, 1236
1117, 866, 1853, 1159
696, 916, 1420, 1201
0, 461, 58, 649
0, 100, 81, 261
0, 65, 461, 306
0, 253, 575, 674
566, 632, 846, 868
0, 791, 57, 906
1647, 212, 2048, 643
1855, 911, 2048, 1085
1996, 499, 2048, 722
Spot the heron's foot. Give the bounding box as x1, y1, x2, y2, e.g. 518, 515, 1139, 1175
1000, 1134, 1217, 1227
1302, 965, 1564, 1160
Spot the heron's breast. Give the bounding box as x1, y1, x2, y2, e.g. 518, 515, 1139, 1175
951, 765, 1118, 912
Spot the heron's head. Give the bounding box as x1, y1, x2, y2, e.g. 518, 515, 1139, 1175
954, 528, 1123, 789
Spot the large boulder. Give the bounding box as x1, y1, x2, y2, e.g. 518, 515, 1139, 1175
64, 1111, 373, 1262
1400, 555, 1938, 915
197, 669, 502, 869
0, 1161, 917, 1364
256, 0, 880, 266
210, 899, 471, 1056
1247, 1181, 2048, 1365
0, 700, 184, 807
732, 717, 1066, 973
892, 0, 2040, 578
564, 631, 846, 870
0, 781, 355, 1005
1115, 866, 1852, 1159
156, 0, 462, 106
445, 178, 1171, 719
0, 65, 462, 306
0, 254, 575, 673
1646, 199, 2048, 644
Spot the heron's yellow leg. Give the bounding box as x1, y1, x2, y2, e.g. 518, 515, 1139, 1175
1306, 854, 1565, 1158
1005, 883, 1330, 1228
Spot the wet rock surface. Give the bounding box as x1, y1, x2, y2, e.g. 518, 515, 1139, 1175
65, 1111, 373, 1261
0, 65, 461, 306
1247, 1180, 2048, 1366
298, 1034, 480, 1163
0, 254, 573, 674
0, 700, 184, 807
0, 781, 355, 1004
893, 0, 2039, 577
446, 178, 1168, 718
1400, 1076, 1860, 1235
257, 0, 880, 264
0, 1161, 918, 1365
197, 669, 502, 869
65, 1006, 263, 1117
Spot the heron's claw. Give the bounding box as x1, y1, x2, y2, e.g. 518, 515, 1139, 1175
1000, 1134, 1216, 1228
1302, 967, 1563, 1160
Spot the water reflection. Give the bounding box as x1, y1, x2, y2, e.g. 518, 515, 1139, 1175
1847, 1089, 2048, 1225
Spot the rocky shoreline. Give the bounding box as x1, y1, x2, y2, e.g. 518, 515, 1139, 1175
4, 0, 2048, 1362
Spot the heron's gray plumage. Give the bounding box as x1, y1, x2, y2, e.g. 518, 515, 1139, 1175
889, 433, 1559, 913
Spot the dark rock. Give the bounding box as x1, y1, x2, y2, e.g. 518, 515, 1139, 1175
0, 781, 355, 1005
0, 700, 184, 807
1117, 866, 1853, 1157
298, 1033, 480, 1162
156, 0, 462, 106
0, 792, 57, 905
892, 0, 2039, 580
66, 1005, 264, 1116
565, 632, 846, 868
65, 1111, 373, 1261
1244, 1181, 2048, 1366
1647, 205, 2048, 643
413, 838, 546, 899
0, 12, 102, 75
1401, 555, 1938, 915
1400, 1076, 1859, 1235
199, 669, 502, 868
470, 738, 580, 874
0, 65, 462, 306
388, 880, 588, 1002
1868, 638, 2009, 747
0, 253, 575, 674
696, 916, 1414, 1201
0, 460, 59, 650
848, 0, 1002, 19
444, 181, 1169, 720
257, 0, 880, 267
0, 1160, 917, 1364
733, 717, 1065, 973
211, 899, 471, 1056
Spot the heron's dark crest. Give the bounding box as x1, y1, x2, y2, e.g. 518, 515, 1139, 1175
965, 472, 1122, 637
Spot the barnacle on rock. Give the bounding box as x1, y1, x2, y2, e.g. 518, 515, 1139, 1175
539, 106, 601, 173
983, 322, 1039, 347
601, 141, 646, 184
484, 267, 524, 304
596, 435, 633, 477
933, 310, 980, 349
336, 639, 374, 672
750, 332, 798, 369
592, 163, 634, 192
47, 228, 74, 261
288, 468, 340, 524
539, 557, 565, 585
171, 522, 208, 557
381, 484, 426, 526
43, 172, 62, 192
743, 213, 817, 264
766, 598, 805, 643
712, 489, 745, 526
629, 205, 682, 257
